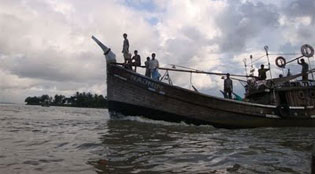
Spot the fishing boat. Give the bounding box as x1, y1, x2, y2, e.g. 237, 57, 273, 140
92, 36, 315, 128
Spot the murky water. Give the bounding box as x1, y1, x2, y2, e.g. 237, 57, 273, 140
0, 104, 314, 174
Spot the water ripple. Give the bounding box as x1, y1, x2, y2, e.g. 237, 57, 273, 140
1, 105, 315, 173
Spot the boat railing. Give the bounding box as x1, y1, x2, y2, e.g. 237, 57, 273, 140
111, 62, 252, 78
281, 81, 315, 88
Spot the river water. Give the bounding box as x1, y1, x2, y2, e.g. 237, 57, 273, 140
0, 104, 315, 174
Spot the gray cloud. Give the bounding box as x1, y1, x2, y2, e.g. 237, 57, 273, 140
283, 0, 315, 23
285, 0, 315, 43
214, 1, 280, 53
1, 51, 105, 83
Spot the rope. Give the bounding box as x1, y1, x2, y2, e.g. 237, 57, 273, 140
269, 53, 300, 55
168, 64, 198, 71
250, 53, 300, 64
251, 55, 266, 63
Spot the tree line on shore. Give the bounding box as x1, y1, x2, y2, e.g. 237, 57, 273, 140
24, 92, 108, 108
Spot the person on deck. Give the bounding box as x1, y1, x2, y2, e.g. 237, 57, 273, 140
297, 58, 309, 81
224, 73, 233, 99
145, 57, 151, 77
124, 53, 132, 70
122, 33, 130, 65
131, 50, 141, 72
258, 64, 270, 80
287, 68, 292, 77
149, 53, 160, 80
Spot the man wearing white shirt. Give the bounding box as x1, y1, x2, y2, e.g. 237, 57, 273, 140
149, 53, 160, 80
122, 33, 130, 65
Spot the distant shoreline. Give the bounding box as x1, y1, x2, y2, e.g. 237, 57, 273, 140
24, 92, 108, 109
25, 103, 108, 109
0, 102, 16, 105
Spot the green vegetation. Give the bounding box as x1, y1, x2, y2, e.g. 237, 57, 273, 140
25, 92, 108, 108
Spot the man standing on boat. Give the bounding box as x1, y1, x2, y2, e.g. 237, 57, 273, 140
224, 73, 233, 99
122, 33, 130, 64
145, 57, 151, 77
149, 53, 160, 80
258, 64, 270, 80
132, 50, 141, 72
297, 58, 309, 81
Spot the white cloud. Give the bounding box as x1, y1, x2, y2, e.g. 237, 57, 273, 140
0, 0, 314, 103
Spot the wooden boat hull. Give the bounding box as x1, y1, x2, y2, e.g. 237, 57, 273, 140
106, 64, 315, 128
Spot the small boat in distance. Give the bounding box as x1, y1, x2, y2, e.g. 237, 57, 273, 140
92, 36, 315, 128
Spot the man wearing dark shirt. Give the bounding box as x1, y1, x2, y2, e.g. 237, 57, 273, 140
258, 64, 270, 80
144, 57, 151, 77
224, 73, 233, 99
132, 50, 141, 72
297, 58, 309, 81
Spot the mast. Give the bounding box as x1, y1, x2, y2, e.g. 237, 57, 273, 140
249, 55, 255, 77
264, 45, 277, 104
264, 46, 273, 79
243, 58, 248, 81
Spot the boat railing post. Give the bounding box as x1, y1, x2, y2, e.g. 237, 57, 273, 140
264, 46, 273, 79
312, 144, 315, 174
190, 72, 192, 90
250, 55, 254, 76
307, 57, 315, 81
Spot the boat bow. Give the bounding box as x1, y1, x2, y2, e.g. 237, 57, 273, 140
91, 35, 116, 63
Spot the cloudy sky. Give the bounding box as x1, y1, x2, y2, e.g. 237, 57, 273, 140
0, 0, 314, 103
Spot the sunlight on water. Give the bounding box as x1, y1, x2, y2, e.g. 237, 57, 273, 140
1, 104, 315, 173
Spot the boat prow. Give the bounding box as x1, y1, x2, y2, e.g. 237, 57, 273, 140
91, 35, 116, 63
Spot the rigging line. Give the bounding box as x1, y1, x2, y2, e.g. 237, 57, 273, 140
269, 53, 300, 55
251, 55, 266, 63
158, 67, 251, 78
250, 53, 300, 64
168, 64, 198, 71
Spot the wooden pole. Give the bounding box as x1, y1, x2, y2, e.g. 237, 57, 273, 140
264, 46, 273, 79
243, 58, 248, 81
285, 55, 303, 65
307, 57, 315, 80
264, 46, 278, 104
